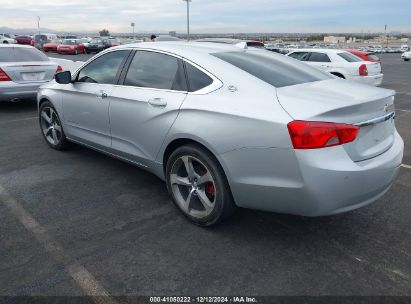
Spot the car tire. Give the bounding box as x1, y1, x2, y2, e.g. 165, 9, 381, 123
39, 101, 69, 150
3, 41, 8, 44
166, 144, 236, 226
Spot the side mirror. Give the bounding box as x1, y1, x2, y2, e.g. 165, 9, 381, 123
55, 71, 72, 84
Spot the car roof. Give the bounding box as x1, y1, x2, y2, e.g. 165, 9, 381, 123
0, 44, 33, 49
289, 48, 347, 54
116, 41, 247, 56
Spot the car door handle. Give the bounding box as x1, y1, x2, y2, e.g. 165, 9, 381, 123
96, 90, 108, 99
148, 98, 167, 107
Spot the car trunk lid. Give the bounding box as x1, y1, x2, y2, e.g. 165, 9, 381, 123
364, 61, 381, 76
276, 79, 396, 161
1, 62, 57, 83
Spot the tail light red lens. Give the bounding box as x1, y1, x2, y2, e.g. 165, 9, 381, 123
287, 121, 360, 149
0, 68, 11, 81
359, 64, 368, 76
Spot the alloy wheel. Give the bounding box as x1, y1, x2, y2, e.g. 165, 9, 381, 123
170, 155, 216, 219
40, 107, 63, 146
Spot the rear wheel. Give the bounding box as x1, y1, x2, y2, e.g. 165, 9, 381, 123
39, 101, 69, 150
3, 41, 8, 44
166, 144, 236, 226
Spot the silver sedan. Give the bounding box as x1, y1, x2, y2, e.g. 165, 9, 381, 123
0, 44, 60, 102
37, 42, 404, 226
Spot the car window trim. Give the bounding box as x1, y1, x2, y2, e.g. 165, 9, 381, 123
181, 58, 223, 95
86, 47, 222, 95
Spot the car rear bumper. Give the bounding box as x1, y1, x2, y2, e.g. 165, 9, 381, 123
0, 82, 48, 101
219, 131, 404, 216
351, 73, 384, 86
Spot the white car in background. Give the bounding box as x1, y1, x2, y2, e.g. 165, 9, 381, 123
0, 34, 17, 44
287, 49, 383, 86
401, 51, 411, 61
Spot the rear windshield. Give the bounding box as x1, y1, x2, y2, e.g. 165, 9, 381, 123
367, 54, 380, 61
62, 39, 77, 45
338, 52, 362, 62
212, 51, 331, 88
0, 47, 49, 62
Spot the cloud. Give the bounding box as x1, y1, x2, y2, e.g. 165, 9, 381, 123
1, 0, 410, 33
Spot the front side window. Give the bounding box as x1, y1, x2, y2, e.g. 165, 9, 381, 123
213, 51, 331, 88
77, 50, 130, 84
184, 62, 213, 92
124, 51, 187, 91
308, 52, 331, 62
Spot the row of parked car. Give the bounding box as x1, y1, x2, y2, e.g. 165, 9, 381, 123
265, 42, 410, 54
0, 33, 143, 55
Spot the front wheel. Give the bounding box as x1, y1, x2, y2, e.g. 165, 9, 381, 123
166, 144, 236, 226
39, 101, 69, 150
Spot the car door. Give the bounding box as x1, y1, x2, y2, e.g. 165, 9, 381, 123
306, 52, 332, 71
108, 50, 188, 166
60, 50, 131, 148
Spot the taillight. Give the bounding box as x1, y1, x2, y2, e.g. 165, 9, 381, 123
359, 64, 368, 76
0, 68, 11, 81
287, 121, 359, 149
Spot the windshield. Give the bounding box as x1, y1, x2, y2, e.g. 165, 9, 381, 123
91, 39, 102, 44
0, 47, 49, 62
213, 51, 331, 88
62, 39, 77, 45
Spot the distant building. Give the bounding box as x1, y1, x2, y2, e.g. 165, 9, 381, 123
324, 36, 346, 44
169, 31, 177, 37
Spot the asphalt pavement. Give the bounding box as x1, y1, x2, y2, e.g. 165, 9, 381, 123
0, 54, 410, 301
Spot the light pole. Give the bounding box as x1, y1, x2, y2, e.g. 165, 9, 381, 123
131, 22, 135, 38
37, 16, 41, 34
182, 0, 192, 41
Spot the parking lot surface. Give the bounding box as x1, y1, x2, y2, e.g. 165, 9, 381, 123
0, 54, 410, 299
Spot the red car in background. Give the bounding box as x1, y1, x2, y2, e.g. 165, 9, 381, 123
15, 36, 33, 45
57, 39, 85, 55
346, 49, 381, 63
43, 39, 61, 52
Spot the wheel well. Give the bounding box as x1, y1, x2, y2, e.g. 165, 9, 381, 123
39, 98, 50, 107
163, 138, 215, 173
330, 72, 345, 79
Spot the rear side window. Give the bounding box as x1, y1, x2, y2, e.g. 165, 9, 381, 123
338, 52, 362, 62
308, 52, 331, 62
213, 51, 331, 88
184, 62, 213, 92
124, 51, 187, 91
0, 47, 49, 62
288, 52, 310, 61
77, 50, 130, 84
